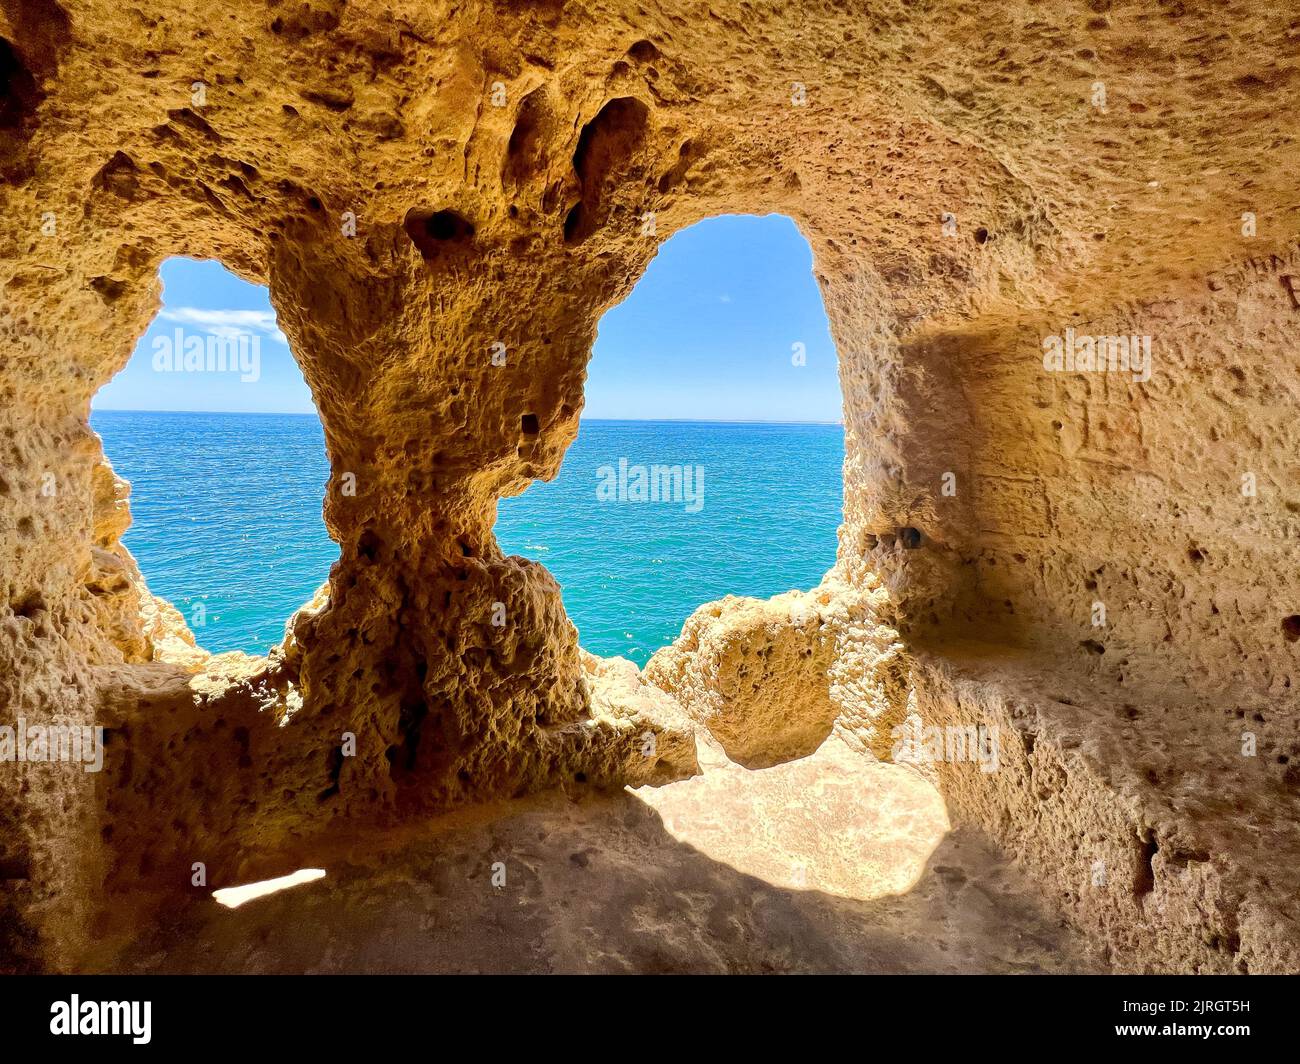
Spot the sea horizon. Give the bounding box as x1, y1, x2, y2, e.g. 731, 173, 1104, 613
92, 407, 845, 427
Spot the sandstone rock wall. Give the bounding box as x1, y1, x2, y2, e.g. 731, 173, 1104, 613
928, 257, 1300, 702
2, 0, 1298, 970
911, 647, 1300, 974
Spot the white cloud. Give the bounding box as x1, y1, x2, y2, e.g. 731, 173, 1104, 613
159, 307, 288, 345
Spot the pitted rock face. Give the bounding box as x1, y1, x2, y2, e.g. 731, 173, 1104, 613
2, 0, 1299, 972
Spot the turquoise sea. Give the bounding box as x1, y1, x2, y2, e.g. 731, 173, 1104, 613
91, 411, 843, 666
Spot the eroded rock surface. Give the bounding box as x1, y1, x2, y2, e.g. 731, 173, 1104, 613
645, 590, 842, 767
104, 744, 1104, 975
2, 0, 1299, 972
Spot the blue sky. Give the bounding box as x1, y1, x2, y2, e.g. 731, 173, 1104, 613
93, 213, 843, 422
93, 258, 316, 415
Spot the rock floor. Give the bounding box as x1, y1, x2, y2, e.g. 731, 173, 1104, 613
111, 737, 1105, 974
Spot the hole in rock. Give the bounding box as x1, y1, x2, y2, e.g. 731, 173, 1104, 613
212, 868, 326, 909
0, 856, 32, 880
564, 96, 650, 246
0, 37, 39, 131
626, 39, 660, 63
91, 257, 337, 655
1283, 616, 1300, 643
1134, 833, 1158, 899
404, 207, 475, 261
562, 202, 584, 242
357, 529, 382, 562
899, 526, 924, 550
496, 214, 843, 666
11, 592, 44, 618
504, 85, 554, 190
69, 236, 1101, 974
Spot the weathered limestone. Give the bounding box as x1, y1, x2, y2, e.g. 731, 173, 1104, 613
105, 790, 1103, 975
2, 0, 1299, 972
644, 579, 912, 768
645, 591, 841, 768
911, 645, 1300, 974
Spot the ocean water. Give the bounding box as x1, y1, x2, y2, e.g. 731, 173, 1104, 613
498, 420, 843, 663
93, 410, 337, 654
91, 412, 843, 665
